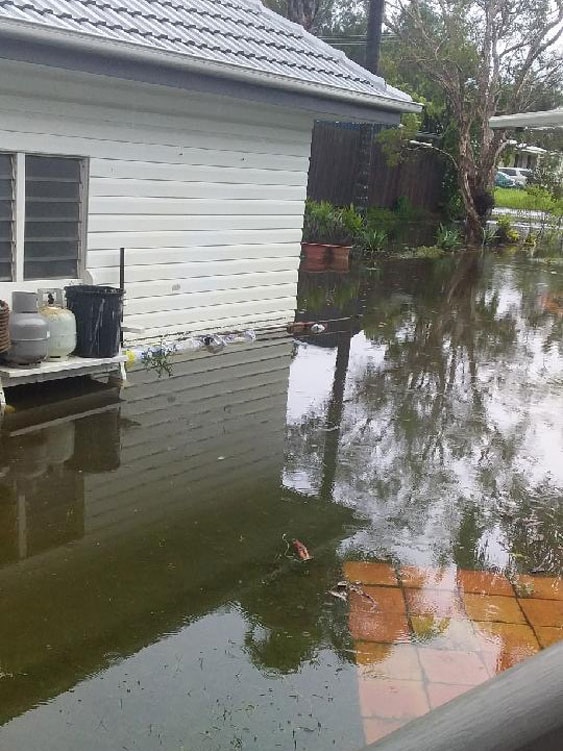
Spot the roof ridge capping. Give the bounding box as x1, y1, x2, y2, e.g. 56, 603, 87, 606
0, 0, 419, 113
251, 0, 412, 102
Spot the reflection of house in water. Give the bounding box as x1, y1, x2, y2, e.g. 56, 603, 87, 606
0, 382, 123, 564
293, 267, 364, 345
0, 337, 356, 724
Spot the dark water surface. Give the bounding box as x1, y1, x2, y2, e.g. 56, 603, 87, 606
0, 254, 561, 750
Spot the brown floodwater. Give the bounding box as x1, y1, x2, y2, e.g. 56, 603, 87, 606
0, 253, 561, 750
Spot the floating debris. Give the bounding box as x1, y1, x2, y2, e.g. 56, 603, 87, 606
327, 580, 378, 610
281, 534, 313, 562
286, 321, 326, 335
292, 538, 313, 562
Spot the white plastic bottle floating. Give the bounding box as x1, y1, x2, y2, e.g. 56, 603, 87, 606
202, 334, 226, 354
309, 323, 326, 334
223, 330, 257, 344
38, 289, 77, 359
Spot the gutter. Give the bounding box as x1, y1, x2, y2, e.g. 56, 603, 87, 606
0, 18, 421, 115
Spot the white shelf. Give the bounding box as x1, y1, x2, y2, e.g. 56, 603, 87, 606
0, 354, 125, 386
0, 354, 126, 419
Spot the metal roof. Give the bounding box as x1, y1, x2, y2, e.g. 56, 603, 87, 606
490, 108, 563, 129
0, 0, 417, 112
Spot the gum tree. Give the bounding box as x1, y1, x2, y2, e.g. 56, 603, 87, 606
384, 0, 563, 244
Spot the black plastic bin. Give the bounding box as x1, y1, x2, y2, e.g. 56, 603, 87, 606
65, 285, 123, 358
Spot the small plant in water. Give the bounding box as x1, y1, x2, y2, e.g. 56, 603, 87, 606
482, 225, 498, 247
436, 223, 462, 251
141, 340, 177, 378
495, 215, 520, 244
358, 228, 388, 256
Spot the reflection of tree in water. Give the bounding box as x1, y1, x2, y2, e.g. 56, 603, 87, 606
287, 254, 563, 574
510, 263, 563, 358
239, 533, 355, 675
338, 255, 522, 563
241, 560, 352, 674
500, 477, 563, 576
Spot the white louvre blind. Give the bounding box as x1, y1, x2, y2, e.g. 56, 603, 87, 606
0, 153, 14, 282
24, 155, 82, 280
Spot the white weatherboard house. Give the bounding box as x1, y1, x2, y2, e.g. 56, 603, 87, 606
0, 0, 417, 342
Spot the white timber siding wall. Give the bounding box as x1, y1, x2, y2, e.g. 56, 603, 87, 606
0, 61, 313, 340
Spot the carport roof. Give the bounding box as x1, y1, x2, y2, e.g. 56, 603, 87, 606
490, 108, 563, 129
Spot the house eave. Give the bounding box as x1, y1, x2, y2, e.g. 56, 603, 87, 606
0, 20, 420, 123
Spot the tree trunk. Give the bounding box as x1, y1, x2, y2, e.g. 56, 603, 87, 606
319, 331, 352, 501
365, 0, 385, 74
287, 0, 319, 30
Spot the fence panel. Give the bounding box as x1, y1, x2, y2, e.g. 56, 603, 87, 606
308, 121, 446, 213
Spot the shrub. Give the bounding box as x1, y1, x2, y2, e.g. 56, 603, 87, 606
435, 223, 462, 251
482, 225, 498, 246
495, 215, 520, 244
340, 204, 364, 240
302, 201, 362, 245
356, 228, 389, 255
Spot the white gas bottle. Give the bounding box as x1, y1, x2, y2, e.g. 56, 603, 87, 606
38, 289, 77, 359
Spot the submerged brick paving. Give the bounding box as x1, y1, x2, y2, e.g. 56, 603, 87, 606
343, 562, 563, 745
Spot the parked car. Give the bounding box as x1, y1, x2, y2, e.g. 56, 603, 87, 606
498, 167, 533, 186
495, 170, 517, 188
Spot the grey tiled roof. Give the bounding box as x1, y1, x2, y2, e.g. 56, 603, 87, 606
0, 0, 414, 107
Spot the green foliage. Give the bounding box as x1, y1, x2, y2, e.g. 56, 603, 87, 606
376, 113, 422, 167
482, 225, 498, 247
393, 196, 427, 223
495, 216, 520, 245
365, 199, 435, 250
302, 200, 355, 245
397, 245, 446, 259
340, 203, 364, 238
495, 186, 563, 214
436, 224, 462, 251
357, 228, 389, 256
365, 206, 397, 231
528, 156, 563, 200
141, 341, 177, 378
524, 185, 563, 216
303, 198, 457, 258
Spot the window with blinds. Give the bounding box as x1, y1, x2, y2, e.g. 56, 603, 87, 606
24, 155, 83, 280
0, 153, 14, 282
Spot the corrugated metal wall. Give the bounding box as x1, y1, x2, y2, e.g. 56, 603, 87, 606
0, 61, 310, 339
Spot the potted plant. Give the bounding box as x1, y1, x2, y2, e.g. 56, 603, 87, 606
301, 201, 362, 271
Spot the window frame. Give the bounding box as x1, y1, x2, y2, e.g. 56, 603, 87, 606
0, 150, 88, 289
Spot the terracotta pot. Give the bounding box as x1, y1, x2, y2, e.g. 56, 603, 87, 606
329, 245, 351, 260
327, 245, 351, 272
301, 242, 329, 259
300, 242, 331, 272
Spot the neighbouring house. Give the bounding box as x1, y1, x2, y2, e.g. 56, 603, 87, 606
499, 143, 548, 172
491, 108, 563, 176
0, 0, 418, 342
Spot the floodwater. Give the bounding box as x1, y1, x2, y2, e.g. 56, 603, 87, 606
0, 253, 562, 750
